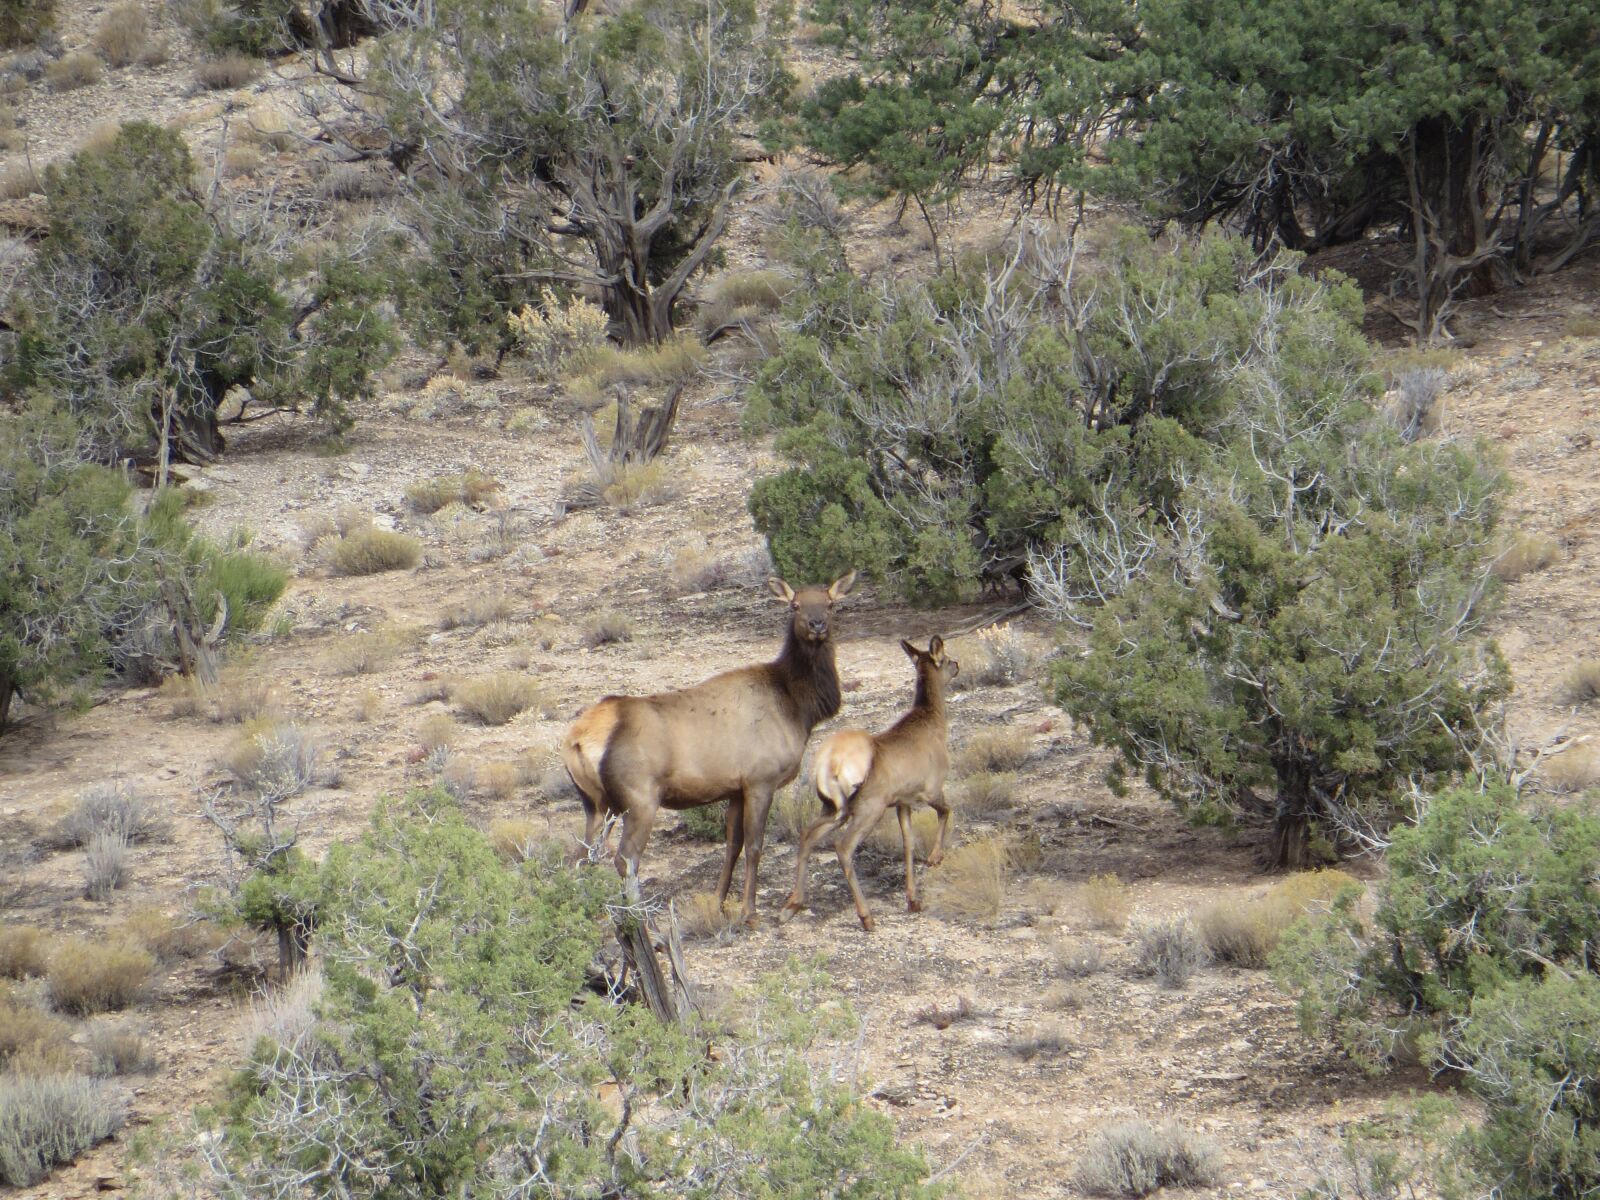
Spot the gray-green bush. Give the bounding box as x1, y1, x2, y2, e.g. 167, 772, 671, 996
204, 790, 938, 1198
1275, 783, 1600, 1199
0, 1073, 125, 1187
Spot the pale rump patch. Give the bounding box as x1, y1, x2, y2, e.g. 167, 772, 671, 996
562, 699, 622, 803
814, 730, 875, 811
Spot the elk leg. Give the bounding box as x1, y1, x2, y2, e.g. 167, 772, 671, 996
615, 802, 658, 904
737, 784, 773, 928
928, 793, 952, 868
834, 810, 879, 932
779, 807, 845, 923
716, 801, 745, 905
898, 806, 921, 913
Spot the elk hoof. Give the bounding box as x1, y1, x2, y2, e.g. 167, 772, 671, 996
777, 903, 802, 925
742, 912, 762, 930
907, 899, 922, 913
859, 914, 876, 933
926, 853, 944, 869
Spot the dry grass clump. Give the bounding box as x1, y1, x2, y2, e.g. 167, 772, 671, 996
913, 995, 977, 1029
92, 3, 148, 65
956, 622, 1034, 689
582, 612, 635, 647
1491, 531, 1562, 581
1563, 313, 1600, 339
1539, 743, 1600, 794
84, 1021, 153, 1076
668, 542, 756, 595
117, 908, 220, 963
0, 104, 22, 154
767, 786, 817, 844
47, 939, 154, 1015
569, 336, 706, 407
0, 925, 50, 979
82, 831, 131, 901
326, 524, 422, 576
1133, 919, 1201, 989
438, 593, 515, 630
238, 965, 323, 1053
451, 672, 542, 725
958, 770, 1017, 817
417, 712, 458, 753
1075, 872, 1132, 931
406, 469, 501, 514
696, 268, 793, 337
864, 807, 941, 859
49, 781, 169, 850
159, 672, 207, 717
481, 761, 522, 803
925, 834, 1010, 922
0, 161, 41, 200
1042, 982, 1086, 1012
601, 459, 676, 511
223, 720, 321, 797
324, 623, 413, 676
0, 1071, 126, 1187
676, 891, 739, 939
1197, 897, 1286, 968
241, 104, 294, 150
1074, 1120, 1221, 1197
1009, 1021, 1073, 1061
954, 726, 1031, 775
355, 689, 383, 722
487, 818, 543, 862
210, 667, 278, 723
195, 53, 259, 90
0, 990, 74, 1074
315, 162, 392, 203
1047, 935, 1104, 978
1563, 661, 1600, 704
46, 52, 102, 90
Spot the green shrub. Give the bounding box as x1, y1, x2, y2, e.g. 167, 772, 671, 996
0, 0, 54, 46
679, 802, 726, 841
8, 122, 393, 459
205, 790, 939, 1198
0, 1073, 125, 1187
1450, 974, 1600, 1199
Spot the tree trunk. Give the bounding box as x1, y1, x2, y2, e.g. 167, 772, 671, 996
1402, 117, 1501, 342
1268, 758, 1316, 870
0, 675, 13, 735
277, 921, 310, 980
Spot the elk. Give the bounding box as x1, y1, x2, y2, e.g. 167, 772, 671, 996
562, 571, 856, 925
779, 636, 957, 932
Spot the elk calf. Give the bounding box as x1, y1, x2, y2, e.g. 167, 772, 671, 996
562, 572, 855, 925
779, 636, 957, 931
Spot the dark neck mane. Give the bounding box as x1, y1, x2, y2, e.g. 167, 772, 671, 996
773, 624, 841, 731
910, 664, 945, 720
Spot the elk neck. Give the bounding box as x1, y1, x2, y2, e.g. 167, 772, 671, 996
772, 622, 841, 731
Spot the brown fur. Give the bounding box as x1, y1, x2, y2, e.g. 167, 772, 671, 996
562, 571, 856, 924
779, 636, 957, 932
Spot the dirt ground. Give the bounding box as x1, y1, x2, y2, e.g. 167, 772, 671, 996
5, 3, 1600, 1195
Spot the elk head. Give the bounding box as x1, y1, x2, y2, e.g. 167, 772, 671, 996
768, 571, 856, 644
901, 634, 959, 685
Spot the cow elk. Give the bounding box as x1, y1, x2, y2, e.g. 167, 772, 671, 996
562, 571, 856, 925
779, 636, 957, 931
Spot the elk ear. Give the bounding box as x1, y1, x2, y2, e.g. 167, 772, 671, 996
928, 635, 944, 659
827, 569, 858, 600
900, 639, 918, 660
947, 659, 960, 680
767, 577, 796, 604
